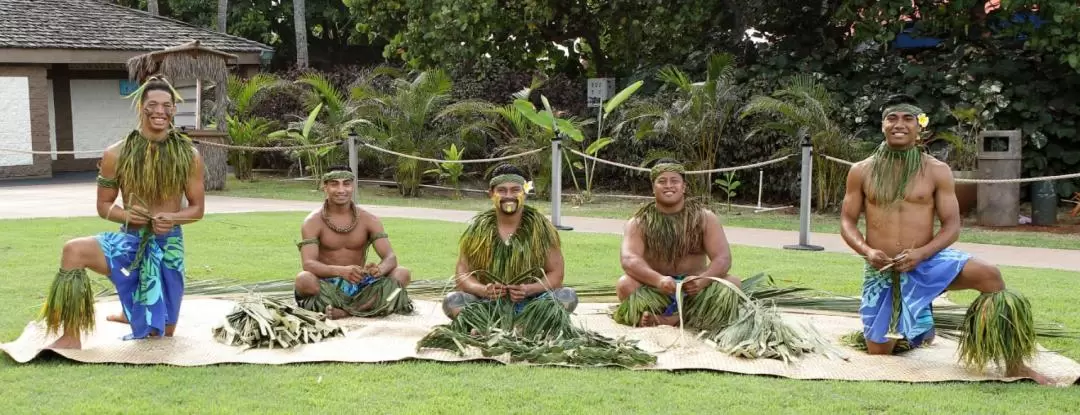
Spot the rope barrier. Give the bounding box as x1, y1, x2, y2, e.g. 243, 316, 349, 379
190, 139, 345, 152
563, 148, 794, 174
820, 154, 1080, 183
0, 147, 107, 156
359, 142, 545, 164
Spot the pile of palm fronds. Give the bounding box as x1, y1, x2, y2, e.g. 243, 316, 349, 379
706, 301, 844, 363
212, 295, 344, 350
417, 297, 655, 367
419, 326, 655, 367
665, 276, 843, 362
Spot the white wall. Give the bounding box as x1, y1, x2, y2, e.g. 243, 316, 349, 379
69, 79, 200, 159
47, 79, 56, 160
70, 79, 137, 159
0, 76, 33, 167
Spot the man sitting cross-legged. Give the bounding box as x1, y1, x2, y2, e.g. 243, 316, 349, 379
614, 158, 742, 327
442, 164, 578, 318
293, 166, 412, 318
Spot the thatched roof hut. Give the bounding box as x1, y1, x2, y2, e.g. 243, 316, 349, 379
125, 40, 237, 190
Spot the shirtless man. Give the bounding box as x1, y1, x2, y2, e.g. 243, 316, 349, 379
614, 158, 740, 327
840, 94, 1049, 384
41, 76, 205, 349
293, 166, 412, 318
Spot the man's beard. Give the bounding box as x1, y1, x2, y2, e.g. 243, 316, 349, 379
493, 195, 524, 214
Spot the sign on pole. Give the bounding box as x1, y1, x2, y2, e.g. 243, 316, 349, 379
587, 78, 616, 108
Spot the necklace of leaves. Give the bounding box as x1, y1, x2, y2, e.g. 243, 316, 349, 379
321, 201, 359, 234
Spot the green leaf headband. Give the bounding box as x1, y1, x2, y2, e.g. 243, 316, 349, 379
124, 75, 184, 113
882, 103, 929, 127
489, 173, 526, 188
322, 170, 356, 182
650, 163, 685, 182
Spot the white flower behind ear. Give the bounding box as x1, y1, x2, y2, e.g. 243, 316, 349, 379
917, 113, 929, 128
523, 180, 534, 194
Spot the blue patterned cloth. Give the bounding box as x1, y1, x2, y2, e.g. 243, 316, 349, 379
860, 248, 971, 347
294, 275, 378, 304
97, 225, 185, 340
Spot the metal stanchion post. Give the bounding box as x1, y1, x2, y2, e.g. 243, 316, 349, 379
348, 133, 360, 204
550, 132, 573, 231
784, 130, 824, 251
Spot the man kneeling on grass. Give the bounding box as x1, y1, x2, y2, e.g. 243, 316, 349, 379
613, 158, 743, 328
293, 166, 413, 318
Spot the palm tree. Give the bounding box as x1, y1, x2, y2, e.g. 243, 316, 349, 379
351, 69, 463, 196
217, 0, 228, 33
293, 0, 309, 68
739, 74, 871, 210
288, 72, 374, 183
615, 53, 742, 199
223, 73, 281, 180
440, 100, 591, 198
147, 0, 158, 15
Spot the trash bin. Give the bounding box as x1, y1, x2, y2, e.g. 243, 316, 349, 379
1030, 180, 1058, 226
976, 130, 1022, 227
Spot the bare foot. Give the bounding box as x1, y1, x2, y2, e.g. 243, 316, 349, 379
165, 325, 176, 337
1008, 365, 1055, 386
638, 312, 658, 327
48, 333, 82, 350
106, 313, 129, 324
652, 313, 680, 327
324, 306, 349, 320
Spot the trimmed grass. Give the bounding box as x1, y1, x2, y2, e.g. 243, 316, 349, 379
214, 174, 1080, 250
1, 213, 1078, 413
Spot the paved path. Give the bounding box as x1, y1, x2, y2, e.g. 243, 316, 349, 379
2, 180, 1078, 272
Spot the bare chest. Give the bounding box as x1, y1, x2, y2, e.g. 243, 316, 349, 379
318, 226, 370, 251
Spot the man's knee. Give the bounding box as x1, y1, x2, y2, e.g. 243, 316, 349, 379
616, 275, 640, 301
294, 271, 320, 296
442, 291, 478, 318
865, 340, 896, 355
552, 287, 579, 313
967, 259, 1005, 293
724, 274, 742, 289
60, 237, 105, 272
391, 266, 411, 286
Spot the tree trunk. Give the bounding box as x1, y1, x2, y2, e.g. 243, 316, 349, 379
217, 0, 228, 33
147, 0, 158, 15
293, 0, 309, 68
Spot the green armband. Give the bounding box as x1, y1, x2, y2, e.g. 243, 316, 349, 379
370, 232, 388, 241
97, 175, 119, 189
296, 237, 319, 250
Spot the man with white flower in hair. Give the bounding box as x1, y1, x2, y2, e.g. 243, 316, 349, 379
840, 94, 1049, 384
613, 158, 742, 328
442, 163, 577, 318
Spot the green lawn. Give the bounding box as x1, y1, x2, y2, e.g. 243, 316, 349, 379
2, 213, 1078, 413
214, 174, 1080, 250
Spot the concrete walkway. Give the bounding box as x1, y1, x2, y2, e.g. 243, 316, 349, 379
2, 180, 1078, 272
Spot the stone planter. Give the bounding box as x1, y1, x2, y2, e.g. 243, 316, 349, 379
953, 170, 977, 217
